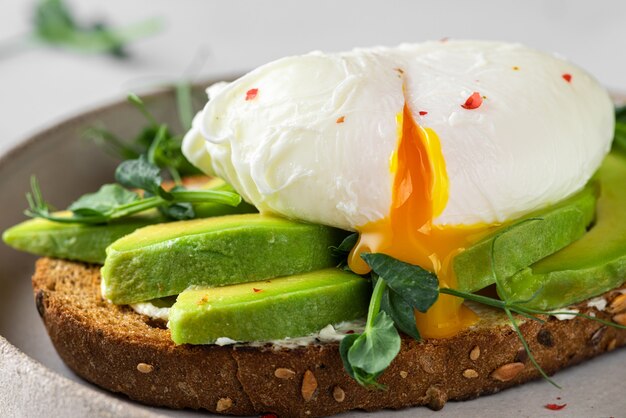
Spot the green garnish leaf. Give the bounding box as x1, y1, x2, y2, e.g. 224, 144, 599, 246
340, 275, 401, 388
115, 155, 166, 198
330, 232, 358, 269
82, 127, 141, 160
345, 311, 400, 388
339, 333, 361, 380
159, 202, 194, 220
361, 253, 438, 313
68, 184, 139, 215
33, 0, 162, 57
380, 286, 421, 340
85, 93, 201, 178
331, 233, 358, 256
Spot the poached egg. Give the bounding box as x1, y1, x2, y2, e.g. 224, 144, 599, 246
183, 40, 614, 337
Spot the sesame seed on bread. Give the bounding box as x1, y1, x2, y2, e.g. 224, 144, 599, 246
32, 257, 626, 417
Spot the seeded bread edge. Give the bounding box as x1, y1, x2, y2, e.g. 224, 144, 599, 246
32, 257, 626, 417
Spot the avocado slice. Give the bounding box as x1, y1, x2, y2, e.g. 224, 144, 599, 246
2, 211, 159, 264
453, 183, 597, 293
169, 268, 370, 344
1, 179, 256, 264
497, 153, 626, 309
101, 214, 349, 304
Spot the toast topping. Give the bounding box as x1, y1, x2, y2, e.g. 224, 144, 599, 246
136, 363, 154, 373
491, 362, 525, 382
469, 345, 481, 361
332, 386, 346, 403
612, 312, 626, 326
274, 368, 296, 380
301, 370, 318, 402
215, 397, 233, 412
462, 369, 479, 379
608, 293, 626, 314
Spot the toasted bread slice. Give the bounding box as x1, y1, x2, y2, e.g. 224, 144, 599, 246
32, 257, 626, 417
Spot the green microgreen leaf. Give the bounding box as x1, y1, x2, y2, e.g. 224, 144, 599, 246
68, 184, 139, 215
32, 0, 162, 57
347, 310, 400, 388
25, 176, 53, 219
339, 277, 401, 389
361, 253, 439, 313
330, 232, 358, 270
83, 126, 141, 160
380, 285, 421, 340
115, 155, 165, 198
331, 233, 358, 257
339, 333, 361, 381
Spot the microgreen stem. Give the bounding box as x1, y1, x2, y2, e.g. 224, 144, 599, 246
128, 94, 158, 126
504, 308, 560, 389
176, 82, 193, 131
27, 189, 241, 224
147, 124, 169, 164
440, 287, 505, 309
366, 278, 387, 331
169, 190, 240, 205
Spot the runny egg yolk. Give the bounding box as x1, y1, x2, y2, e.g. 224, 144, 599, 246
348, 102, 497, 338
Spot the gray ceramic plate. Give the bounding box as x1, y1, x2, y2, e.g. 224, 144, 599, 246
1, 85, 625, 418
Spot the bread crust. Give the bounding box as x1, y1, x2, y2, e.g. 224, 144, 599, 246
32, 257, 626, 417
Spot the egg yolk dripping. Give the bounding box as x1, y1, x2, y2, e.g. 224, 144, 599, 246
348, 103, 490, 338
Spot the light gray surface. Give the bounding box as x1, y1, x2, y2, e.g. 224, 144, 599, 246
0, 335, 166, 418
1, 1, 626, 416
0, 87, 625, 418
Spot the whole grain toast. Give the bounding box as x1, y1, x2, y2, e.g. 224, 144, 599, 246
32, 257, 626, 417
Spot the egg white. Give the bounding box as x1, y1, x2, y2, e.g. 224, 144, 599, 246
183, 40, 614, 230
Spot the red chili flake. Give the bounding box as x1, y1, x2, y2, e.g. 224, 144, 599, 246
556, 397, 561, 400
345, 330, 355, 334
418, 111, 428, 116
336, 116, 345, 124
562, 73, 572, 83
260, 414, 278, 418
253, 288, 263, 293
461, 92, 483, 110
545, 404, 567, 411
245, 88, 259, 101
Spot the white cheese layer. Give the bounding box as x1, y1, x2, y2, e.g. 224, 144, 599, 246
183, 40, 614, 230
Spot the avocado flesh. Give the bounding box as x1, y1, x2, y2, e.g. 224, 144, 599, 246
102, 214, 349, 304
2, 211, 158, 264
498, 152, 626, 309
454, 183, 597, 293
169, 268, 370, 344
1, 179, 256, 264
